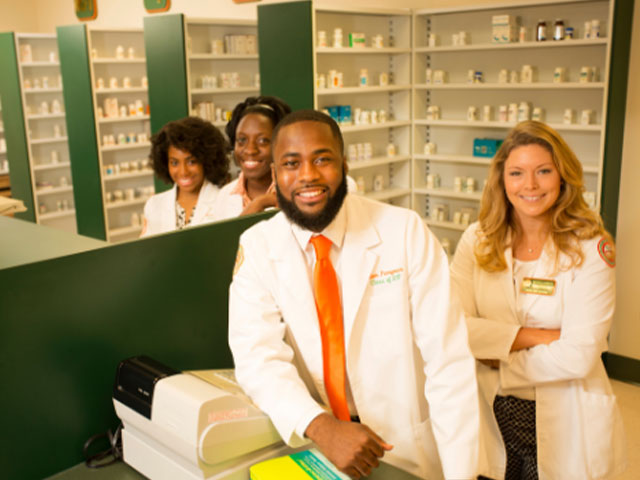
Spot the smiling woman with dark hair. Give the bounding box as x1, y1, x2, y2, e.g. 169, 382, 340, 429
140, 116, 230, 237
213, 95, 291, 219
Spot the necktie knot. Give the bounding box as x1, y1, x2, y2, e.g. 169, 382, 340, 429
310, 235, 332, 260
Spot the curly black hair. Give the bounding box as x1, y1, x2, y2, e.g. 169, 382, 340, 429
225, 96, 291, 150
150, 116, 230, 187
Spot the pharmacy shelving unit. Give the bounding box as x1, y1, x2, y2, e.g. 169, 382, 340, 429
185, 18, 260, 128
258, 1, 412, 208
0, 32, 76, 231
58, 25, 154, 242
412, 0, 615, 252
144, 14, 260, 191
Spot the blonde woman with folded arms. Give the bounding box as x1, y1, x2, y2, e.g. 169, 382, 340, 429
451, 121, 626, 480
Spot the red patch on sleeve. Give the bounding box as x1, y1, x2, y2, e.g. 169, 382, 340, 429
597, 238, 615, 268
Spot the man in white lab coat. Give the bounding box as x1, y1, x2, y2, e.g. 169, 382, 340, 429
228, 110, 480, 479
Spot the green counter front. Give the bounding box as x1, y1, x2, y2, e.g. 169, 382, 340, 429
0, 212, 273, 479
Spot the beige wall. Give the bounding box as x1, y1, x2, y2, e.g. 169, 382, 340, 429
610, 0, 640, 360
0, 0, 39, 32
6, 0, 557, 31
1, 0, 638, 358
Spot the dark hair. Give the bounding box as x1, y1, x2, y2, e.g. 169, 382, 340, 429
225, 96, 291, 149
272, 109, 344, 154
149, 116, 230, 186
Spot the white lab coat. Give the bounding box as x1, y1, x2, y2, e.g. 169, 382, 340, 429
450, 222, 627, 480
229, 193, 480, 479
140, 180, 220, 237
211, 178, 245, 221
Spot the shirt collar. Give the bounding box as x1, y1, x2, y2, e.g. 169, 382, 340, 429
290, 196, 347, 252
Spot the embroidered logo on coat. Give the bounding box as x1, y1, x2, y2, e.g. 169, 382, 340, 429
597, 237, 615, 268
369, 268, 403, 286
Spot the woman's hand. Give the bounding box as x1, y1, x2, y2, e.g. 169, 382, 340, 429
240, 191, 278, 216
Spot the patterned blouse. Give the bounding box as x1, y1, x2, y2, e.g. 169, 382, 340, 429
175, 201, 195, 230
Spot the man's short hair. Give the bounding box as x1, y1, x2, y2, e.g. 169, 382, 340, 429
272, 109, 344, 154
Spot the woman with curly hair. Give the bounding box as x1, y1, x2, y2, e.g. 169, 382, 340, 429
140, 116, 230, 237
214, 95, 291, 218
450, 121, 626, 479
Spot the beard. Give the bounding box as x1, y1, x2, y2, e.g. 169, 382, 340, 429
276, 170, 348, 232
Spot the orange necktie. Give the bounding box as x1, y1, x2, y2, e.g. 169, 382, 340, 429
309, 235, 350, 421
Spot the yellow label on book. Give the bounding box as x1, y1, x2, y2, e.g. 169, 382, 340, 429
250, 448, 350, 480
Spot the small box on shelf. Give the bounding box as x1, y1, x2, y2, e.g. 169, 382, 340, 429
473, 138, 503, 158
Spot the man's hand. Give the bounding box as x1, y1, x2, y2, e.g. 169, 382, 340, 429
305, 413, 393, 479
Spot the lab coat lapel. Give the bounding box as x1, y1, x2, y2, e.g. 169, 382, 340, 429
268, 215, 321, 359
340, 197, 380, 346
161, 185, 178, 233
501, 244, 519, 321
190, 180, 214, 224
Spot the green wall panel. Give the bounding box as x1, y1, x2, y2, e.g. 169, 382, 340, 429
258, 1, 315, 110
57, 24, 106, 240
0, 211, 274, 479
601, 0, 635, 237
0, 32, 35, 221
144, 13, 189, 194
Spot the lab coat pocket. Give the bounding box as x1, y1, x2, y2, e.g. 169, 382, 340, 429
579, 390, 626, 478
360, 289, 409, 359
383, 418, 442, 479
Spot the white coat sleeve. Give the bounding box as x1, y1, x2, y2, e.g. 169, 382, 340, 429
500, 239, 615, 389
228, 232, 325, 447
140, 196, 157, 238
408, 215, 480, 479
450, 225, 519, 361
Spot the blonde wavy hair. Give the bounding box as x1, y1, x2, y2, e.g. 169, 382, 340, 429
475, 120, 613, 272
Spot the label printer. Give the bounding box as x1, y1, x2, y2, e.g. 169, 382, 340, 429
113, 356, 293, 480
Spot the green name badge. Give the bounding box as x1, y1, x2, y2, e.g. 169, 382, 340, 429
521, 277, 556, 296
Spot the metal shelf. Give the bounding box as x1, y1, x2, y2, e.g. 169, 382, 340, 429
98, 115, 150, 124
191, 86, 260, 95
415, 82, 606, 90
415, 38, 608, 53
189, 53, 258, 60
348, 155, 411, 171
35, 185, 73, 196
103, 170, 153, 181
318, 85, 411, 95
317, 47, 411, 54
30, 136, 69, 145
33, 161, 71, 171
92, 58, 146, 64
101, 142, 151, 152
424, 218, 468, 232
364, 187, 411, 201
415, 119, 602, 132
39, 209, 76, 221
105, 197, 148, 210
413, 187, 482, 201
340, 120, 411, 133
